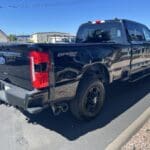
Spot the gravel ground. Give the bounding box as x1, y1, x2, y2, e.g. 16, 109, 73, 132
122, 119, 150, 150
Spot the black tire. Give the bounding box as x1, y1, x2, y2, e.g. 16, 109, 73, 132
70, 76, 105, 121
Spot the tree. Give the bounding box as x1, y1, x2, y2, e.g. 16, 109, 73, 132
8, 34, 17, 41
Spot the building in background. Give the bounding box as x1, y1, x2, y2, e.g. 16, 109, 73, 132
0, 30, 9, 43
16, 35, 30, 43
30, 32, 75, 43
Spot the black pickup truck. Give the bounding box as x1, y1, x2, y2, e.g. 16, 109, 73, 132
0, 19, 150, 120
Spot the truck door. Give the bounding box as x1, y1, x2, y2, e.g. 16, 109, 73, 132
125, 21, 147, 74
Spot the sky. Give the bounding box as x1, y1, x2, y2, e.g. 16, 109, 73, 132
0, 0, 150, 35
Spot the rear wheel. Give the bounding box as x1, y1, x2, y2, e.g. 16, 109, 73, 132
70, 77, 105, 120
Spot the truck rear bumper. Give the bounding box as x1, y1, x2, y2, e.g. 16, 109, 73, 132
0, 80, 50, 114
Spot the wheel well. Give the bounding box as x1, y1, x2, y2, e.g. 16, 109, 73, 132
81, 64, 110, 85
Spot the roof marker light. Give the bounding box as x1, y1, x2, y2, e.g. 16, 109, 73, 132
92, 20, 105, 24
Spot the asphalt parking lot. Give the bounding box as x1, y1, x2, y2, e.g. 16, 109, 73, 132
0, 77, 150, 150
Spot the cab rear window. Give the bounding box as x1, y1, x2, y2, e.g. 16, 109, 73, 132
76, 22, 124, 43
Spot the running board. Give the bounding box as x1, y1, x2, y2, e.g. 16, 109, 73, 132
129, 72, 150, 83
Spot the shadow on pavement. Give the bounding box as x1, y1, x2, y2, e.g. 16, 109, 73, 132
25, 76, 150, 141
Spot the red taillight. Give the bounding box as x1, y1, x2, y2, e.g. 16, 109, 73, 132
29, 51, 50, 89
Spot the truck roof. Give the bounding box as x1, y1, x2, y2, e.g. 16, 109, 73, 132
86, 18, 145, 26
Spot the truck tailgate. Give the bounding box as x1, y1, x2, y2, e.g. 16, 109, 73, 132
0, 44, 32, 90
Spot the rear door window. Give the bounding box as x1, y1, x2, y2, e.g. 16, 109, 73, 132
125, 21, 145, 42
142, 27, 150, 41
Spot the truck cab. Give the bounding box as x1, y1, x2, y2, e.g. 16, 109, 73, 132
76, 19, 150, 80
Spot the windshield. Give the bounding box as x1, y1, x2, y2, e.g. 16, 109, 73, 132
76, 22, 123, 43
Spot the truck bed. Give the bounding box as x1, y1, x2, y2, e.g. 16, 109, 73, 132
0, 42, 115, 91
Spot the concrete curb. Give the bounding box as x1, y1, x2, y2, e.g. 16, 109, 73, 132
106, 107, 150, 150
